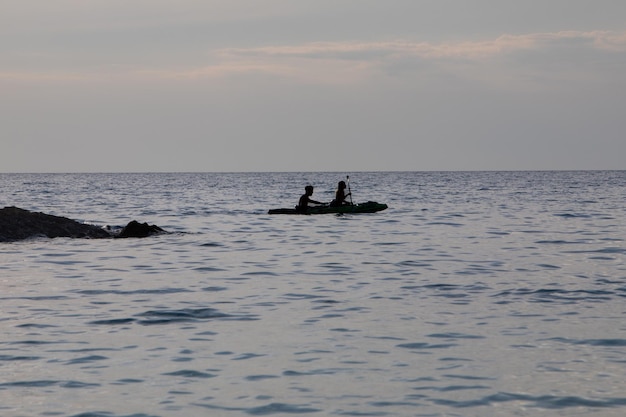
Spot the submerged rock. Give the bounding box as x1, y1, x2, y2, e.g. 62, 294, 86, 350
0, 206, 166, 242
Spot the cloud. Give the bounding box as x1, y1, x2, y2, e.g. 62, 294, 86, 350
2, 30, 625, 86
218, 30, 626, 60
194, 30, 626, 88
175, 30, 626, 87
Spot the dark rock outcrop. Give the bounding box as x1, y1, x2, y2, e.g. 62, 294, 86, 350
0, 206, 166, 242
116, 220, 165, 238
0, 206, 111, 242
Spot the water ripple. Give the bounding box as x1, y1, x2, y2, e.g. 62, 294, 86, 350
396, 342, 457, 350
163, 370, 217, 378
0, 380, 100, 389
544, 337, 626, 347
70, 413, 160, 417
74, 288, 192, 295
135, 307, 257, 325
432, 392, 626, 409
246, 403, 322, 415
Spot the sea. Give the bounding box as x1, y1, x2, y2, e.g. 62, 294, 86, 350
0, 171, 625, 417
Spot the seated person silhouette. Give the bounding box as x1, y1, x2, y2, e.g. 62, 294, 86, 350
329, 181, 351, 207
296, 185, 323, 213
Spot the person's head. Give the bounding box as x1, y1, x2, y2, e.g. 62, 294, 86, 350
305, 185, 314, 195
338, 181, 346, 190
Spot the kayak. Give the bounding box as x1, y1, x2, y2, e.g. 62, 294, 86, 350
268, 201, 388, 215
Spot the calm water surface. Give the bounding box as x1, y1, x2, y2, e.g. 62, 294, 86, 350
1, 171, 625, 417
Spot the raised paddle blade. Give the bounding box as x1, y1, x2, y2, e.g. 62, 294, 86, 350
346, 175, 354, 205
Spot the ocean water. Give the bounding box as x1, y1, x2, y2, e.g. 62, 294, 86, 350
1, 171, 625, 417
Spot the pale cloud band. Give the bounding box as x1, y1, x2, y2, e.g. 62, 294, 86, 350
3, 30, 625, 85
181, 30, 626, 87
219, 30, 626, 60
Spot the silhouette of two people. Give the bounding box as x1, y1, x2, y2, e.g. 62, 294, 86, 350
296, 181, 352, 213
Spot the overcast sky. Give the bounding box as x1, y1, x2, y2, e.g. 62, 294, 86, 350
1, 0, 625, 172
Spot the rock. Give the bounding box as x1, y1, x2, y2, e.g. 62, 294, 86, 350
0, 206, 111, 242
0, 206, 166, 242
116, 220, 165, 238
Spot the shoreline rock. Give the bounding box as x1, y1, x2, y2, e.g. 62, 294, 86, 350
0, 206, 166, 242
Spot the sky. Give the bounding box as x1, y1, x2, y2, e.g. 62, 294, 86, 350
1, 0, 625, 172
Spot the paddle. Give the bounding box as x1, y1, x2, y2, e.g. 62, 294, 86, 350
346, 175, 354, 205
